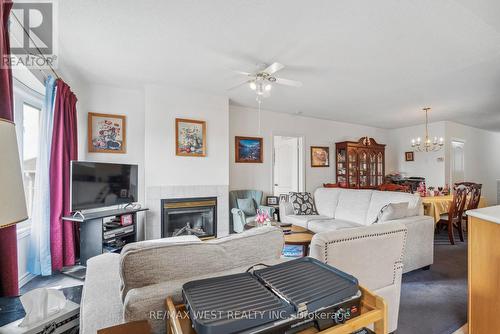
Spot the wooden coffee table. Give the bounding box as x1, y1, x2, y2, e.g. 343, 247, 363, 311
284, 226, 314, 256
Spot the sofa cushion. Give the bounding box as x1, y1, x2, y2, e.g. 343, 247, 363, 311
237, 198, 257, 216
289, 192, 318, 215
284, 214, 330, 228
335, 189, 373, 225
313, 188, 341, 218
366, 191, 422, 225
308, 219, 363, 233
376, 202, 409, 223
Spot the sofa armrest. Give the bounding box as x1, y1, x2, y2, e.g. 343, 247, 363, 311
231, 208, 246, 232
310, 222, 407, 291
386, 215, 434, 272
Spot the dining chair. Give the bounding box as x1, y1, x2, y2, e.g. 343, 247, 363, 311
459, 183, 482, 230
437, 185, 468, 245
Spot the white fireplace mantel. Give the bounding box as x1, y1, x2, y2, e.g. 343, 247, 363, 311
145, 185, 229, 240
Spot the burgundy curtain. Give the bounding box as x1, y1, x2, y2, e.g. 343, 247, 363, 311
50, 80, 78, 271
0, 0, 19, 297
0, 0, 12, 121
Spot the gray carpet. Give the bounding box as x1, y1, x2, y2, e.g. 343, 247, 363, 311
397, 231, 468, 334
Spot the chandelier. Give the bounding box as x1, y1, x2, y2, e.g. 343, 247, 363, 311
411, 107, 444, 152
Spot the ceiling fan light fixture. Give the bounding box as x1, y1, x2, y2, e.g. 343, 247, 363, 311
264, 83, 272, 91
249, 81, 257, 90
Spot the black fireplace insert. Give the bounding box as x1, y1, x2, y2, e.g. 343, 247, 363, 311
161, 197, 217, 239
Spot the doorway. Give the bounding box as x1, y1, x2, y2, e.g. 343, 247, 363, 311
450, 140, 465, 185
273, 136, 304, 196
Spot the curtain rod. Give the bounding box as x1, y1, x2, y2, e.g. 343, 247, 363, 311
10, 11, 61, 81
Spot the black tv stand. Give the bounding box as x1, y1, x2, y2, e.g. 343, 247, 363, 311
62, 207, 149, 266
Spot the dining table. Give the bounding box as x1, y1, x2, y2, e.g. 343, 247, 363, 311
422, 194, 488, 223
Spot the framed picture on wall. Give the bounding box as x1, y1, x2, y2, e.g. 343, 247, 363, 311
235, 136, 263, 163
310, 146, 330, 167
176, 118, 207, 157
405, 151, 414, 161
88, 112, 126, 153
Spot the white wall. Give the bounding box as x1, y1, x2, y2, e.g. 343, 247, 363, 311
143, 86, 230, 239
144, 86, 229, 187
387, 122, 447, 187
387, 120, 500, 205
75, 84, 147, 238
445, 122, 500, 205
229, 105, 391, 195
72, 84, 230, 240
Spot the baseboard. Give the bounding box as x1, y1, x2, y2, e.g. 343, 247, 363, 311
19, 272, 36, 288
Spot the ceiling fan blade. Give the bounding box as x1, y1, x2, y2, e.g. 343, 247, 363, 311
227, 80, 251, 91
275, 77, 303, 87
263, 62, 285, 74
233, 70, 253, 76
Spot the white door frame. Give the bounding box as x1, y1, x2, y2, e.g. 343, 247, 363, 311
449, 138, 466, 186
271, 133, 306, 196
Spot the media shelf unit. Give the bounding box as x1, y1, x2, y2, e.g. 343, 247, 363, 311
62, 207, 148, 266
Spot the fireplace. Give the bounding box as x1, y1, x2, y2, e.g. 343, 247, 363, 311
161, 197, 217, 239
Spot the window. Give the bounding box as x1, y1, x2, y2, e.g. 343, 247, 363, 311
21, 103, 41, 219
13, 81, 44, 233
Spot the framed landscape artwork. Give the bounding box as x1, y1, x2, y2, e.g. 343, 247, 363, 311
310, 146, 330, 167
176, 118, 207, 157
88, 112, 126, 153
235, 136, 263, 163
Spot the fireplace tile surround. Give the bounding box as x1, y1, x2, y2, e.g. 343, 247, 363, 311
145, 185, 229, 239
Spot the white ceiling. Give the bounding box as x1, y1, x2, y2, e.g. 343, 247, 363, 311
58, 0, 500, 130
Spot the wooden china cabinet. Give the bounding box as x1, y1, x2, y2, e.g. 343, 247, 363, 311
335, 137, 386, 189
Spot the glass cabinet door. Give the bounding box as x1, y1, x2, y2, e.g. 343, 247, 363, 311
369, 153, 377, 187
348, 149, 358, 187
336, 148, 347, 187
377, 152, 384, 185
359, 151, 368, 187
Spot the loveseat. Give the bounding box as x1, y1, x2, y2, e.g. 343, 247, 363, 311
281, 188, 434, 273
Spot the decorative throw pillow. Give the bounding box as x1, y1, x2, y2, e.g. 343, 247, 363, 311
375, 202, 409, 223
237, 198, 257, 216
289, 192, 318, 215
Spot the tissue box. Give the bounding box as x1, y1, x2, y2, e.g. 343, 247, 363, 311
0, 300, 79, 334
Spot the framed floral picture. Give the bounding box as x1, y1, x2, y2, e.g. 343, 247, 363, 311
310, 146, 330, 167
235, 136, 263, 163
88, 112, 126, 153
176, 118, 207, 157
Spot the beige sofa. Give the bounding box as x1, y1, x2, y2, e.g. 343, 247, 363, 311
281, 187, 434, 273
81, 223, 407, 333
310, 221, 407, 333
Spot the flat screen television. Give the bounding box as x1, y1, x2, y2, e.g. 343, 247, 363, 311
71, 161, 138, 211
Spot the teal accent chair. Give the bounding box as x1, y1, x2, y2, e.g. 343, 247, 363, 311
229, 190, 276, 233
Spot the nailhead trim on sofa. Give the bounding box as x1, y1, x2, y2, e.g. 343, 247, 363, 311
323, 228, 408, 285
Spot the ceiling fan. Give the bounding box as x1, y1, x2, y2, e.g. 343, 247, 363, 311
229, 62, 303, 98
